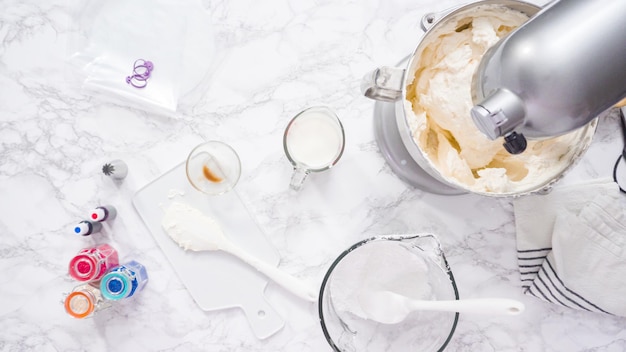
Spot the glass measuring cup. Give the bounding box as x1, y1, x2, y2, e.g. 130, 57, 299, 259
319, 234, 459, 352
283, 106, 345, 191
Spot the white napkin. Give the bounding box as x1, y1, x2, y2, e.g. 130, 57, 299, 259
513, 178, 626, 316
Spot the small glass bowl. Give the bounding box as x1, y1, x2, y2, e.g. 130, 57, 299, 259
318, 234, 459, 352
186, 141, 241, 195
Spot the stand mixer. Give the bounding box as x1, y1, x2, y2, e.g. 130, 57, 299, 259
471, 0, 626, 154
362, 0, 617, 195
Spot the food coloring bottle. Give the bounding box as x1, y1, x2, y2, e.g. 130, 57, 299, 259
73, 220, 102, 236
100, 260, 148, 301
64, 283, 110, 319
68, 244, 119, 282
89, 205, 117, 222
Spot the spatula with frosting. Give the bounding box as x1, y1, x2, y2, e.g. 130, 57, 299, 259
161, 201, 317, 302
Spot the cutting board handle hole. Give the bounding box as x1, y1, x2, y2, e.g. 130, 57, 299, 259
257, 310, 266, 317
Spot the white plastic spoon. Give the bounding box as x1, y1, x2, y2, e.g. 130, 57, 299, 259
359, 290, 524, 324
162, 202, 318, 302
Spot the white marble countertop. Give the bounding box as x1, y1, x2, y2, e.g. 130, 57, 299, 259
2, 0, 626, 351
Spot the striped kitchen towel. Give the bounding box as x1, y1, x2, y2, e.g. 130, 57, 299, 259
513, 178, 626, 316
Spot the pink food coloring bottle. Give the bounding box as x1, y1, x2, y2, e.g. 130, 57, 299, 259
68, 244, 119, 282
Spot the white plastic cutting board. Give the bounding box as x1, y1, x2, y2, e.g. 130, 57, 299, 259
132, 161, 284, 339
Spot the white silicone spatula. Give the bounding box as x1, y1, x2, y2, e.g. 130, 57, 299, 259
162, 202, 318, 302
360, 290, 524, 324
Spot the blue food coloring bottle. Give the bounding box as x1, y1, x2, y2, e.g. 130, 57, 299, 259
100, 260, 148, 301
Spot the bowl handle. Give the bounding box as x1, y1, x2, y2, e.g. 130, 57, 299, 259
360, 66, 405, 102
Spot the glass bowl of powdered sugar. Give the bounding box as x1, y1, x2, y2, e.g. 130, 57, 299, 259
318, 234, 459, 352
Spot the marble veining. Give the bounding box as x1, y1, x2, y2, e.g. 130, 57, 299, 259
1, 0, 625, 351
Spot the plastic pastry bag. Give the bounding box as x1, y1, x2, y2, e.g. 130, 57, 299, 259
68, 0, 217, 116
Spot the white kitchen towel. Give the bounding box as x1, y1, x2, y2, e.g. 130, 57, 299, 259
513, 178, 626, 316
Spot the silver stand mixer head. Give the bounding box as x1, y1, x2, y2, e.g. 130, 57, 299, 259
471, 0, 626, 153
